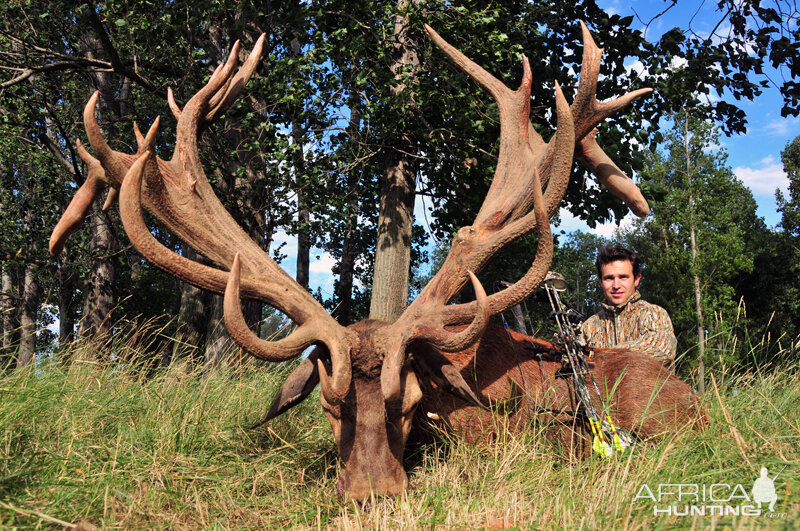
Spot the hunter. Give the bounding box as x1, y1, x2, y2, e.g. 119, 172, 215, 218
581, 245, 677, 365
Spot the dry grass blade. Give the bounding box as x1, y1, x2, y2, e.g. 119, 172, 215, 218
710, 372, 751, 466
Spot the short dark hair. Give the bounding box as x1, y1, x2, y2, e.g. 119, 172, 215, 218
596, 245, 641, 278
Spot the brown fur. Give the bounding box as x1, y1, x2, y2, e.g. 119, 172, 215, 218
319, 320, 421, 501
279, 320, 705, 500
411, 324, 706, 455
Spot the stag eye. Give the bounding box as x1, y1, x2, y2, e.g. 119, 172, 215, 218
319, 395, 342, 420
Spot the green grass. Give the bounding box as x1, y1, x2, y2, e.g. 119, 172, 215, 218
1, 338, 798, 529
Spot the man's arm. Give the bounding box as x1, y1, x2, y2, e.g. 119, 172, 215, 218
613, 304, 677, 364
580, 314, 601, 345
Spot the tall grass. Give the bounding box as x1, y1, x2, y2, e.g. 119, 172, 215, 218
1, 330, 798, 529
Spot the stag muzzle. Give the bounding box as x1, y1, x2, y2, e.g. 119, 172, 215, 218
331, 377, 414, 501
337, 445, 408, 502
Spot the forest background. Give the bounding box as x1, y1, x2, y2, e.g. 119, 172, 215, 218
1, 0, 800, 379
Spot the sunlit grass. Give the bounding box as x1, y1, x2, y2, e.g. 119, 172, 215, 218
1, 328, 798, 529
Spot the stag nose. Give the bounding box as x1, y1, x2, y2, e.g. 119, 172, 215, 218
337, 477, 345, 501
338, 460, 408, 502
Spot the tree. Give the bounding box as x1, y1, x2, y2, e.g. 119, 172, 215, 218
736, 134, 800, 363
777, 135, 800, 237
3, 0, 800, 367
621, 114, 766, 380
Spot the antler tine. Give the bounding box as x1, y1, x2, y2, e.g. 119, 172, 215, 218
225, 254, 351, 403
83, 92, 133, 187
424, 24, 515, 107
536, 82, 576, 217
101, 188, 118, 211
572, 21, 653, 140
224, 254, 318, 360
571, 21, 652, 216
49, 139, 107, 256
204, 33, 267, 126
172, 43, 241, 153
167, 87, 182, 120
578, 129, 650, 216
132, 122, 145, 149
170, 33, 266, 141
413, 271, 490, 352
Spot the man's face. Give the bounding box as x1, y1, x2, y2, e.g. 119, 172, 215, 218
600, 259, 641, 306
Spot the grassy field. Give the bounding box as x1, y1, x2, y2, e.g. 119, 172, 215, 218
1, 336, 798, 529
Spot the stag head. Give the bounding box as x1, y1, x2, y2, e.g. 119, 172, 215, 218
51, 23, 651, 501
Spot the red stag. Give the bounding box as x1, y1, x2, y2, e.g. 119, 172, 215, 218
50, 23, 703, 501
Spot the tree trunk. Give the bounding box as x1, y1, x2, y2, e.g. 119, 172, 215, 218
287, 35, 311, 290
683, 110, 705, 393
57, 255, 77, 344
293, 122, 310, 290
369, 0, 422, 322
335, 89, 363, 325
204, 295, 230, 367
173, 245, 209, 362
79, 37, 121, 342
1, 263, 17, 363
203, 291, 261, 368
79, 204, 117, 338
337, 185, 361, 325
17, 263, 39, 367
690, 218, 705, 394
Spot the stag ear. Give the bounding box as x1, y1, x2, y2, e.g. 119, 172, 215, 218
251, 348, 321, 428
411, 349, 488, 410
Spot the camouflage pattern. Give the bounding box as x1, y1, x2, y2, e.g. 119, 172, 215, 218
580, 290, 677, 364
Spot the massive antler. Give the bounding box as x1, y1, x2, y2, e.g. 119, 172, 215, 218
49, 37, 355, 405
379, 23, 652, 400
51, 23, 650, 408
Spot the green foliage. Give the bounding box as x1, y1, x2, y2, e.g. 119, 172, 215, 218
2, 0, 800, 358
620, 114, 770, 370
778, 134, 800, 237
734, 134, 800, 361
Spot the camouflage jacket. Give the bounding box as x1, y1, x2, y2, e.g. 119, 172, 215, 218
580, 290, 677, 364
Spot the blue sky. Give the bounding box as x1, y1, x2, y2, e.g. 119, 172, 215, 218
286, 1, 800, 295
562, 0, 799, 236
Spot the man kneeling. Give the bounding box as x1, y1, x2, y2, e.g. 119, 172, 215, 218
581, 245, 677, 365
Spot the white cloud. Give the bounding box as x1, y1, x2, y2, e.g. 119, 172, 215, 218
624, 59, 646, 78
270, 227, 337, 296
591, 213, 638, 238
555, 208, 637, 238
763, 116, 800, 137
603, 0, 620, 16
734, 162, 788, 197
670, 56, 688, 70
309, 253, 336, 273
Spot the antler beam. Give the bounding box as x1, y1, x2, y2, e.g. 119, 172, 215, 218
50, 36, 356, 404
379, 23, 652, 400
